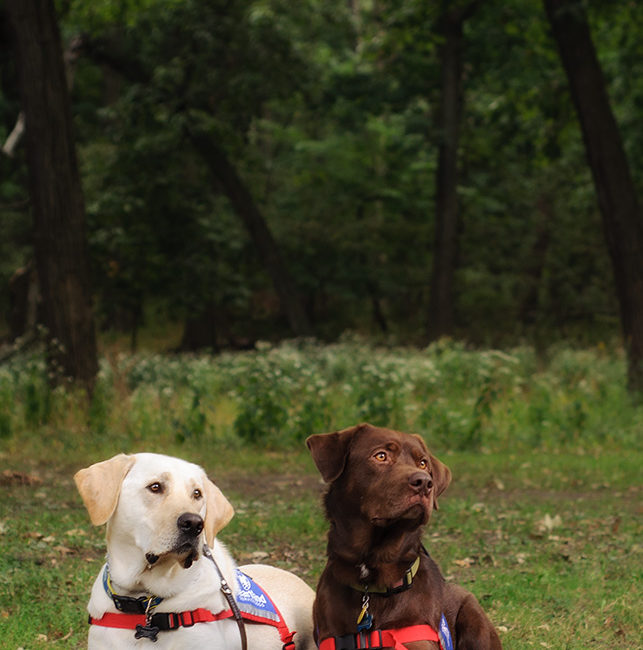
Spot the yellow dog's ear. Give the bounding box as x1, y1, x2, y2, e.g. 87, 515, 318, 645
74, 454, 136, 525
203, 478, 235, 547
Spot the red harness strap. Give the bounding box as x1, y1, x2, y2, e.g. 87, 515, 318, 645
90, 598, 295, 648
319, 624, 440, 650
89, 607, 232, 630
251, 580, 297, 649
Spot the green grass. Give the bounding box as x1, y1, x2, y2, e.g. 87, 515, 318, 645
0, 342, 641, 648
1, 448, 641, 649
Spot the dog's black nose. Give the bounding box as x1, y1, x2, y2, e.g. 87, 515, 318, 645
177, 512, 204, 537
408, 472, 432, 493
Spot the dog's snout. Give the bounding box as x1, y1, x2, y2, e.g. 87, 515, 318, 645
177, 512, 204, 537
408, 471, 432, 493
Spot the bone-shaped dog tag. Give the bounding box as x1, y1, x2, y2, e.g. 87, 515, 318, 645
135, 623, 160, 642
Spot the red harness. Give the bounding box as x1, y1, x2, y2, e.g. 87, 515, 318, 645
319, 623, 441, 650
89, 592, 295, 648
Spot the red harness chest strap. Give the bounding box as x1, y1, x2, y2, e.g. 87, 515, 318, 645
90, 601, 295, 647
319, 623, 440, 650
89, 607, 232, 630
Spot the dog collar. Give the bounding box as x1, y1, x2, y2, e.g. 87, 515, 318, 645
351, 555, 421, 596
102, 564, 164, 615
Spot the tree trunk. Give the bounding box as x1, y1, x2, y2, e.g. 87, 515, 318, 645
188, 129, 313, 337
544, 0, 643, 395
427, 2, 477, 343
6, 0, 98, 392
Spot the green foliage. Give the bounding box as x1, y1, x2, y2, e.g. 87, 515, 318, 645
0, 342, 640, 453
2, 0, 640, 347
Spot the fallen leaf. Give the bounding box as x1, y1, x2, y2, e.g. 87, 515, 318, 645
59, 628, 73, 641
535, 513, 562, 535
53, 545, 74, 555
25, 531, 44, 539
250, 551, 269, 561
0, 470, 42, 486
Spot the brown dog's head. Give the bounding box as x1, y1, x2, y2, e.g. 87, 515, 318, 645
306, 423, 451, 528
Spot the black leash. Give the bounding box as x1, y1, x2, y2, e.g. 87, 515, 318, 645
202, 544, 248, 650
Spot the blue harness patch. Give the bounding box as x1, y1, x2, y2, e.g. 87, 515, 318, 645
234, 570, 280, 623
438, 613, 454, 650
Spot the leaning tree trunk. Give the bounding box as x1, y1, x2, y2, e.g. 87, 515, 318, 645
6, 0, 98, 392
188, 129, 313, 337
544, 0, 643, 395
427, 1, 478, 343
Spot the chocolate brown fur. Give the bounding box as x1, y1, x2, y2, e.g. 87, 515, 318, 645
307, 424, 502, 650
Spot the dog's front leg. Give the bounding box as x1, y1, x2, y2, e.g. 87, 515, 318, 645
453, 593, 502, 650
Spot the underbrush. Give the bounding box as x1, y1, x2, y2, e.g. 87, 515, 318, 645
0, 339, 640, 458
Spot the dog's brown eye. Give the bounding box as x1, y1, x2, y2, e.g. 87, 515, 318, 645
374, 451, 387, 462
147, 482, 163, 494
419, 459, 428, 470
193, 489, 202, 500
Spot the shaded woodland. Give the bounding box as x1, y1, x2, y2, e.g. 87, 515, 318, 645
1, 0, 642, 392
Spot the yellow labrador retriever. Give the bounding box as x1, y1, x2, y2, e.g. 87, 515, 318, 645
75, 453, 315, 649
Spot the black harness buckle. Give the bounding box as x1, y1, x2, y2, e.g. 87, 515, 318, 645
113, 594, 150, 614
333, 630, 384, 650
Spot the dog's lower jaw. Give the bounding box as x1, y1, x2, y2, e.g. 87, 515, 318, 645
370, 499, 430, 528
181, 547, 198, 569
143, 541, 200, 571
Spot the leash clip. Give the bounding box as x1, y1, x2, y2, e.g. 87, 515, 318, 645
134, 594, 161, 642
356, 589, 373, 632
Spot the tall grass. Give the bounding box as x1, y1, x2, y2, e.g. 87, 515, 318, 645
0, 339, 640, 455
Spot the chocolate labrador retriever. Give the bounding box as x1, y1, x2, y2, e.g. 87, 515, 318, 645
306, 423, 502, 650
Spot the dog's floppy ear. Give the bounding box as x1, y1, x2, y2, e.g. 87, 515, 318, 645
429, 453, 451, 510
306, 423, 368, 483
74, 454, 136, 525
203, 478, 235, 547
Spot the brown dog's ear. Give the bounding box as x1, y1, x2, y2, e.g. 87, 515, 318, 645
74, 454, 136, 525
429, 454, 452, 510
203, 478, 235, 547
306, 424, 368, 483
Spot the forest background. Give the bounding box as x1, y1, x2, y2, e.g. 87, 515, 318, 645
1, 2, 642, 648
0, 0, 642, 389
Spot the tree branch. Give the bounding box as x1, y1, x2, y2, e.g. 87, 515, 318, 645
2, 111, 25, 157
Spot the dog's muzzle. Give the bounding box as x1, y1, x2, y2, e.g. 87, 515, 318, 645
175, 512, 204, 568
